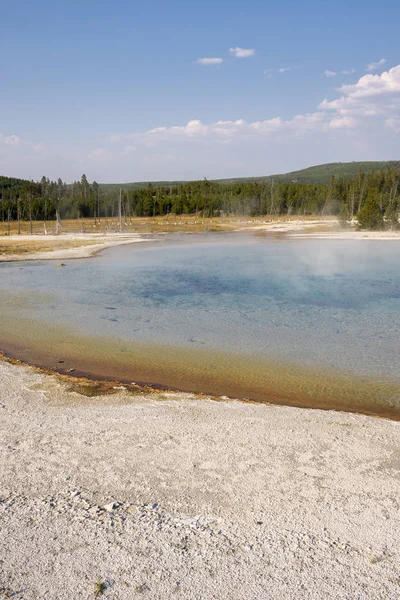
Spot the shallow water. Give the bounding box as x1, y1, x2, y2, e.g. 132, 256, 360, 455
1, 234, 400, 416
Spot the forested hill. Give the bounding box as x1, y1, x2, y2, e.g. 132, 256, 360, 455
98, 161, 400, 189
99, 180, 185, 191
1, 161, 399, 192
214, 161, 400, 186
0, 176, 30, 192
0, 162, 399, 231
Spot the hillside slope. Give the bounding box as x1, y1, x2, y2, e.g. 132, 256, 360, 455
214, 161, 400, 185
98, 161, 400, 189
1, 161, 399, 191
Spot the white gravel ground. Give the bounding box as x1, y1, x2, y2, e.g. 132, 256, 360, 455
0, 359, 399, 600
0, 233, 150, 262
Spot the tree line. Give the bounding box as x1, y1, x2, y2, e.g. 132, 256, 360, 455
0, 167, 399, 231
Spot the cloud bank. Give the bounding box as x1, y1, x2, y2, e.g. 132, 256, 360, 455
3, 65, 400, 181
110, 65, 400, 145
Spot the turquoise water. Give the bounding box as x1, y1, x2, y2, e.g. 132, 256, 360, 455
1, 234, 400, 381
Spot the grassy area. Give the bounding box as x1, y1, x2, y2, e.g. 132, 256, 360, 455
0, 216, 220, 238
0, 239, 102, 256
0, 215, 338, 256
0, 214, 334, 238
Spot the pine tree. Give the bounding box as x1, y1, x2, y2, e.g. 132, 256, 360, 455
357, 189, 384, 230
338, 202, 350, 227
385, 201, 399, 230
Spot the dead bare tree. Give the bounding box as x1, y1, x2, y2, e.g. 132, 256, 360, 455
17, 197, 21, 235
55, 196, 61, 235
118, 189, 122, 233
269, 180, 275, 215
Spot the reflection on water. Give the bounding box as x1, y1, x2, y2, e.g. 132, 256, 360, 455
1, 235, 400, 416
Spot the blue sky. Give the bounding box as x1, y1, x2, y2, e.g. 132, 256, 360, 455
1, 0, 400, 182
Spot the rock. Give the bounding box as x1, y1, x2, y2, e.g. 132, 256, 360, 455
104, 501, 121, 512
56, 263, 66, 267
88, 506, 101, 516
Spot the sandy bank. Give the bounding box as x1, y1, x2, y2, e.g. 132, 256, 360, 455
243, 220, 400, 239
0, 358, 399, 599
238, 218, 339, 232
0, 233, 151, 262
289, 230, 400, 240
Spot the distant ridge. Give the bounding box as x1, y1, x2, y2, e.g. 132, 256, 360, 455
2, 161, 399, 189
213, 161, 400, 185
98, 160, 400, 189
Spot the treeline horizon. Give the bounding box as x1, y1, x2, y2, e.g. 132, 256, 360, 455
0, 166, 399, 231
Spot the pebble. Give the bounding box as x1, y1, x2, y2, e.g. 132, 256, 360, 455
104, 501, 122, 512
88, 506, 101, 515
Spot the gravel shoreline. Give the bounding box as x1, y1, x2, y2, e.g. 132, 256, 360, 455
1, 359, 399, 599
0, 233, 151, 262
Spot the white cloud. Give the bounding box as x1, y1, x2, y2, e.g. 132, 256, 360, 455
147, 119, 210, 138
89, 147, 108, 159
229, 47, 255, 58
325, 68, 356, 77
328, 116, 357, 129
109, 114, 344, 145
366, 58, 386, 72
197, 57, 223, 66
123, 145, 137, 154
264, 67, 292, 76
0, 132, 43, 152
319, 65, 400, 119
2, 134, 21, 145
114, 113, 330, 145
